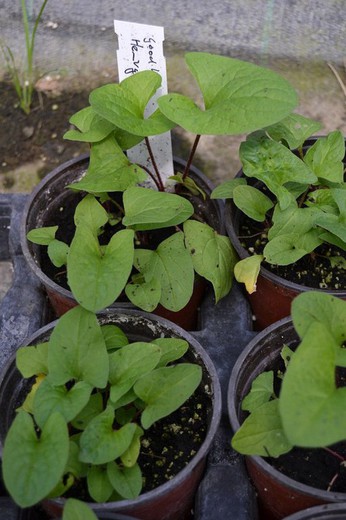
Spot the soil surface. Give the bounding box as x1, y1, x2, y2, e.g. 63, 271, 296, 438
0, 80, 90, 187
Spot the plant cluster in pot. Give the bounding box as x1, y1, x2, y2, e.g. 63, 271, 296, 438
212, 115, 346, 330
228, 290, 346, 520
21, 51, 298, 329
0, 299, 222, 520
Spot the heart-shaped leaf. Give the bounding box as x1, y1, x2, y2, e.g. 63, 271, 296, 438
16, 342, 49, 377
107, 461, 142, 499
2, 411, 69, 508
79, 406, 136, 464
63, 106, 116, 143
134, 233, 195, 311
242, 371, 274, 413
134, 364, 202, 429
158, 52, 297, 134
73, 194, 108, 230
108, 342, 161, 403
183, 220, 236, 302
231, 399, 292, 457
264, 230, 322, 265
33, 379, 93, 428
69, 135, 147, 193
27, 225, 58, 245
90, 71, 175, 136
265, 114, 322, 149
48, 306, 109, 388
279, 321, 346, 447
122, 187, 194, 230
67, 227, 134, 312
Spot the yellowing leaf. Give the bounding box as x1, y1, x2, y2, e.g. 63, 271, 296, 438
234, 255, 263, 294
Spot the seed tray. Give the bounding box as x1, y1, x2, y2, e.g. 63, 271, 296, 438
0, 193, 258, 519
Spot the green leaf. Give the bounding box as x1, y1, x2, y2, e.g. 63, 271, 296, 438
291, 291, 346, 345
120, 425, 143, 467
234, 255, 264, 294
65, 440, 88, 478
135, 364, 202, 429
2, 411, 69, 508
152, 338, 189, 367
27, 226, 57, 246
279, 321, 346, 447
71, 392, 103, 430
183, 220, 236, 301
90, 71, 175, 136
87, 465, 114, 503
304, 131, 345, 183
242, 371, 274, 413
169, 172, 207, 199
122, 187, 194, 231
211, 178, 247, 199
73, 194, 108, 230
107, 461, 142, 499
108, 342, 162, 403
266, 113, 322, 149
233, 185, 274, 222
125, 276, 161, 312
268, 203, 318, 240
33, 379, 93, 428
69, 135, 147, 193
48, 239, 69, 268
16, 342, 49, 377
101, 324, 129, 351
79, 406, 136, 464
63, 106, 115, 142
134, 233, 195, 312
240, 138, 317, 210
264, 230, 322, 265
67, 227, 134, 312
48, 306, 109, 388
158, 52, 298, 135
231, 399, 292, 457
63, 498, 98, 520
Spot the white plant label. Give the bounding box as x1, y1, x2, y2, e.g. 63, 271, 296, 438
114, 20, 174, 185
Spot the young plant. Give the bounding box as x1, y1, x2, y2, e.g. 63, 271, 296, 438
27, 53, 298, 313
232, 291, 346, 460
212, 114, 346, 293
1, 0, 48, 114
1, 305, 203, 508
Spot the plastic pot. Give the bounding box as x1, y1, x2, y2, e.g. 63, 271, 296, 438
224, 137, 346, 330
0, 309, 222, 520
227, 317, 346, 520
283, 502, 346, 519
20, 155, 224, 330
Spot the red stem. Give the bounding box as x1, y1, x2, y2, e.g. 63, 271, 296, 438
145, 137, 165, 191
182, 134, 201, 180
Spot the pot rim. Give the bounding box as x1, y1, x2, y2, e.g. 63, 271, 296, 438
0, 308, 222, 512
284, 501, 346, 519
227, 317, 346, 503
20, 154, 225, 304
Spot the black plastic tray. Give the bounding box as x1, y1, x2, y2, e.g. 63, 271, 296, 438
0, 193, 258, 519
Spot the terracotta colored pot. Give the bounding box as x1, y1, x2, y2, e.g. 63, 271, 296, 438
227, 318, 346, 520
224, 137, 346, 330
0, 309, 222, 520
20, 155, 224, 330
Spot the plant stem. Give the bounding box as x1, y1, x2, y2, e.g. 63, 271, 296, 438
145, 137, 165, 191
182, 134, 201, 180
138, 164, 163, 191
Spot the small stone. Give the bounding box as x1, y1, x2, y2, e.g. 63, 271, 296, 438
22, 126, 34, 139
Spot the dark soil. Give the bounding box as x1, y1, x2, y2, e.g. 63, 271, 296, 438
0, 81, 89, 183
238, 212, 346, 291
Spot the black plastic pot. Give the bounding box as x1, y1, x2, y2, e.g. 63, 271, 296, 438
228, 317, 346, 520
224, 137, 346, 330
0, 309, 221, 520
284, 503, 346, 519
20, 155, 225, 329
